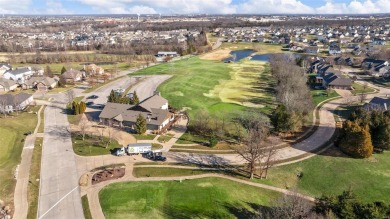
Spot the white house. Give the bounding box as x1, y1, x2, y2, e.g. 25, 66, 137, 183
0, 64, 12, 77
3, 67, 34, 83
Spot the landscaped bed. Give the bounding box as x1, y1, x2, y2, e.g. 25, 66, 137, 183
99, 177, 279, 219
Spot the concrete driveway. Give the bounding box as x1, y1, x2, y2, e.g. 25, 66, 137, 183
129, 75, 172, 101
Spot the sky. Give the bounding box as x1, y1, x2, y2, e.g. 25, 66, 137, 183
0, 0, 389, 15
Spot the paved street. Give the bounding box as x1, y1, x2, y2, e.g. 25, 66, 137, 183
129, 75, 172, 101
38, 101, 84, 219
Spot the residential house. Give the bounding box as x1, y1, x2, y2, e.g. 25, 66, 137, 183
62, 69, 82, 83
156, 51, 178, 57
364, 97, 390, 111
328, 44, 341, 56
0, 78, 18, 92
322, 72, 352, 90
304, 46, 319, 54
22, 76, 57, 91
3, 67, 34, 83
0, 64, 12, 77
84, 64, 104, 76
0, 93, 34, 113
99, 94, 174, 133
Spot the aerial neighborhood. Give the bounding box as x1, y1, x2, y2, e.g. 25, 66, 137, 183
0, 12, 390, 219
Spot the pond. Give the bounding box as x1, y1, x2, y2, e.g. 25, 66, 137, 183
224, 49, 255, 62
224, 50, 304, 63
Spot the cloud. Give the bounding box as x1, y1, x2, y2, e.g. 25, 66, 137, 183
78, 0, 236, 14
46, 0, 73, 14
315, 0, 390, 14
236, 0, 314, 14
0, 0, 31, 14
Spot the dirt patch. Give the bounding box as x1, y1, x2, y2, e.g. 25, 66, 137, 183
200, 49, 231, 60
91, 167, 125, 185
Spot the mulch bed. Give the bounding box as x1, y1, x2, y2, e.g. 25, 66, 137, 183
91, 167, 125, 185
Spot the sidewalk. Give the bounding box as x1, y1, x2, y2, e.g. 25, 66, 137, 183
13, 105, 43, 219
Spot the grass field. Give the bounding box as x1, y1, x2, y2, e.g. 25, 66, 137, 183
100, 177, 279, 219
133, 57, 275, 118
351, 82, 376, 95
261, 147, 390, 203
71, 134, 121, 156
0, 106, 39, 205
311, 89, 340, 106
27, 137, 43, 219
133, 167, 211, 177
157, 134, 173, 143
81, 195, 93, 219
133, 134, 156, 140
220, 42, 284, 54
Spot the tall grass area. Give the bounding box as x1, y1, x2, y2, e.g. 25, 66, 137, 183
0, 106, 39, 205
133, 57, 275, 118
100, 177, 280, 219
260, 148, 390, 203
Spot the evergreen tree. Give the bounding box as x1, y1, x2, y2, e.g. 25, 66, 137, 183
61, 66, 67, 74
372, 119, 390, 150
338, 120, 373, 158
45, 66, 53, 77
108, 90, 117, 103
79, 101, 87, 114
132, 91, 140, 104
58, 75, 67, 87
73, 102, 80, 115
135, 114, 147, 134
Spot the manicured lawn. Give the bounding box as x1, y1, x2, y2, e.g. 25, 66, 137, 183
133, 167, 211, 178
100, 177, 279, 219
38, 106, 45, 133
0, 106, 39, 205
72, 134, 122, 156
351, 82, 376, 95
261, 147, 390, 203
27, 137, 43, 219
176, 132, 209, 145
157, 134, 173, 143
152, 143, 163, 150
171, 142, 234, 151
169, 149, 236, 154
311, 89, 340, 106
133, 134, 156, 140
133, 57, 275, 118
81, 195, 93, 219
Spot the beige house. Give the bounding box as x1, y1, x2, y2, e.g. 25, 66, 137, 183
0, 78, 18, 93
84, 64, 104, 76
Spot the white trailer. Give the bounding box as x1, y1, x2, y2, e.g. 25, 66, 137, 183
126, 143, 152, 155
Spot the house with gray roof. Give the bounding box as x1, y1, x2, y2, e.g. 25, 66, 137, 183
99, 94, 174, 133
0, 78, 18, 93
22, 76, 57, 91
364, 97, 390, 111
3, 67, 34, 83
0, 93, 34, 113
0, 64, 12, 77
322, 72, 352, 90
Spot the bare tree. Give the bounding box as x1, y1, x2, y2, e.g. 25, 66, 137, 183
234, 123, 269, 179
79, 118, 90, 141
359, 82, 368, 103
106, 125, 117, 148
0, 98, 8, 118
261, 143, 277, 179
65, 89, 75, 106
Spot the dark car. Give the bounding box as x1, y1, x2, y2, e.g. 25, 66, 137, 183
153, 156, 167, 162
86, 101, 94, 106
87, 95, 98, 99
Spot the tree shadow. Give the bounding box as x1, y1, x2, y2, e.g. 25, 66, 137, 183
224, 202, 274, 219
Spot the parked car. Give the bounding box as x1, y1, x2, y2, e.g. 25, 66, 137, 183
153, 155, 167, 162
86, 101, 94, 106
87, 95, 98, 99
